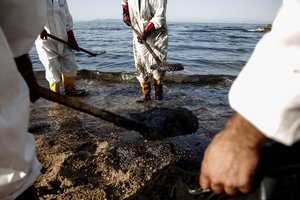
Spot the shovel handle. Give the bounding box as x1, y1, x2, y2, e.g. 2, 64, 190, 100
130, 26, 162, 65
37, 86, 147, 132
130, 24, 184, 72
46, 33, 99, 57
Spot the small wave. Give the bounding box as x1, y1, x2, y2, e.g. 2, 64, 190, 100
227, 34, 252, 40
34, 69, 235, 86
78, 69, 236, 85
181, 29, 215, 33
247, 28, 265, 32
223, 27, 247, 32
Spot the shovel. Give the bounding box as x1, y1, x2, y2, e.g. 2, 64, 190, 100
46, 33, 106, 57
37, 86, 198, 140
129, 25, 184, 72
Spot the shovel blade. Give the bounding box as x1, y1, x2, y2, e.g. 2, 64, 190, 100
151, 63, 184, 72
87, 50, 106, 57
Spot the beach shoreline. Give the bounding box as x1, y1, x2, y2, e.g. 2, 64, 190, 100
17, 70, 233, 199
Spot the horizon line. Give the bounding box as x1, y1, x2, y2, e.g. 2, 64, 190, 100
73, 18, 272, 24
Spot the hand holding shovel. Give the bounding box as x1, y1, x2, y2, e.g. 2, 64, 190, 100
46, 33, 106, 57
129, 24, 184, 72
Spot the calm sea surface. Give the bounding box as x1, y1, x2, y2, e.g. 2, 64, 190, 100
30, 20, 266, 76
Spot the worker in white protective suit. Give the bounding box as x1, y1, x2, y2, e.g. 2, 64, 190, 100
0, 0, 46, 199
122, 0, 168, 102
35, 0, 86, 96
199, 0, 300, 196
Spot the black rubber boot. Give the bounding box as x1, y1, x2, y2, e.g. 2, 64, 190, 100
62, 75, 87, 97
154, 80, 163, 100
136, 82, 151, 103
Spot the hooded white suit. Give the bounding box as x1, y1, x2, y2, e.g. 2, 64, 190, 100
35, 0, 78, 84
0, 0, 46, 199
229, 0, 300, 146
122, 0, 168, 83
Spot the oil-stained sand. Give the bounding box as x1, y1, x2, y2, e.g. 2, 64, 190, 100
18, 70, 234, 200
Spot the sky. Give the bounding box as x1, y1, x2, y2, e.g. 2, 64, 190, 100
69, 0, 282, 23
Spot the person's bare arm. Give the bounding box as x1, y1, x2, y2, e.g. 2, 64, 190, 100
15, 54, 40, 103
199, 113, 269, 195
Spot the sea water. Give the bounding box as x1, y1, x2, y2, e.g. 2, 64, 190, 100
30, 20, 267, 119
30, 20, 266, 76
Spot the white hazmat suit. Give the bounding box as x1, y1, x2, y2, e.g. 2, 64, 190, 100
0, 0, 46, 199
35, 0, 78, 85
229, 0, 300, 146
122, 0, 168, 101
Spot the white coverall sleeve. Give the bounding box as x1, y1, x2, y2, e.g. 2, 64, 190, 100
229, 0, 300, 146
0, 0, 46, 199
149, 0, 167, 29
65, 1, 74, 32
